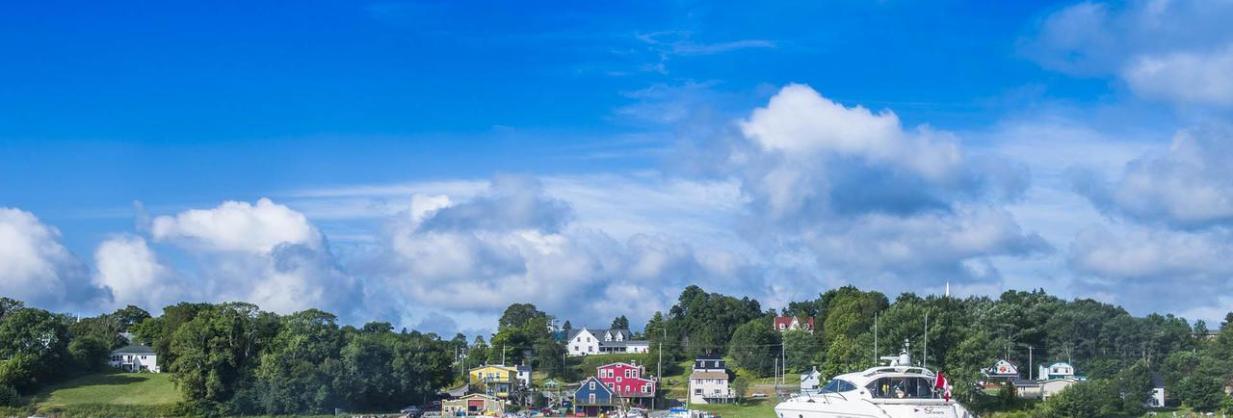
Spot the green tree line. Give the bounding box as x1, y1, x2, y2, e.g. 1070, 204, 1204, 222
4, 284, 1233, 417
646, 286, 1233, 416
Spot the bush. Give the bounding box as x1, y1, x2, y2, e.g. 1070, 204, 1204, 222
1033, 381, 1103, 418
1177, 375, 1224, 412
68, 336, 112, 373
0, 384, 19, 407
0, 405, 34, 417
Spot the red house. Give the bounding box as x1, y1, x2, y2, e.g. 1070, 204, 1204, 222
773, 316, 815, 334
595, 362, 656, 406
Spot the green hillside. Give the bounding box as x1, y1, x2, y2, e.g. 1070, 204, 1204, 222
22, 372, 183, 418
36, 372, 181, 407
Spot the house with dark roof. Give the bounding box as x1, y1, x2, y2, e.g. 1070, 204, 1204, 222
688, 355, 734, 404
573, 376, 617, 417
596, 361, 656, 407
1147, 373, 1167, 408
566, 327, 650, 356
109, 344, 160, 372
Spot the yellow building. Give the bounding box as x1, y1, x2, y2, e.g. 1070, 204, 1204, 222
469, 365, 519, 398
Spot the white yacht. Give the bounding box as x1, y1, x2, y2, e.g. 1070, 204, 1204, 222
774, 345, 976, 418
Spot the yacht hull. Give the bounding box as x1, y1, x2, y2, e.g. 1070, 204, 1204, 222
774, 398, 975, 418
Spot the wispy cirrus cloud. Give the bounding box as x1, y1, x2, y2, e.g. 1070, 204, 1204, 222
636, 31, 776, 56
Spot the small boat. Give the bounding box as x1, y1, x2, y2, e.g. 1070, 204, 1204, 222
774, 343, 976, 418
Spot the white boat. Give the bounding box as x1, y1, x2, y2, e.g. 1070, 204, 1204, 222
773, 344, 976, 418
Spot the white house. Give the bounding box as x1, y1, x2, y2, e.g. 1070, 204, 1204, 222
1040, 379, 1078, 400
516, 364, 533, 387
800, 367, 823, 394
568, 328, 601, 356
1037, 362, 1075, 381
1147, 374, 1166, 408
773, 316, 815, 334
689, 356, 734, 405
985, 359, 1019, 378
110, 345, 159, 373
567, 328, 650, 357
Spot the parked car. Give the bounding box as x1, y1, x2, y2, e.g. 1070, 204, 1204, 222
401, 406, 424, 418
422, 412, 442, 418
750, 392, 767, 398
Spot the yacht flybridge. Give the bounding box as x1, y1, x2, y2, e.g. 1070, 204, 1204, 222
773, 343, 976, 418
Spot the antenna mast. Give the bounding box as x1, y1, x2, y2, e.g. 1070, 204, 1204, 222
923, 312, 929, 369
873, 312, 879, 365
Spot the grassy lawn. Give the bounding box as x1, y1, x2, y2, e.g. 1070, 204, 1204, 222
33, 372, 182, 407
691, 400, 775, 418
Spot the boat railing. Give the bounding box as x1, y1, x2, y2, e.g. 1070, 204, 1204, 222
862, 366, 933, 377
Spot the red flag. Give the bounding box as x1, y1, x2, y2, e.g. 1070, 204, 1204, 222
934, 372, 952, 401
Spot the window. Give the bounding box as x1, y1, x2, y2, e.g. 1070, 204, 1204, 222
590, 382, 596, 390
589, 394, 596, 404
625, 385, 630, 392
642, 385, 650, 393
588, 346, 594, 352
694, 389, 702, 395
616, 377, 622, 383
820, 379, 858, 393
867, 377, 935, 399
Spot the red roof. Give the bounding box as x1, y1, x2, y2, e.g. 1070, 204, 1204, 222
773, 316, 815, 331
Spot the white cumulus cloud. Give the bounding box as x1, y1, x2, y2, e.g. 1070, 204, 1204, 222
151, 198, 321, 253
1122, 46, 1233, 106
1025, 0, 1233, 106
740, 84, 961, 180
0, 208, 106, 309
92, 235, 180, 310
1075, 125, 1233, 228
361, 176, 754, 332
150, 198, 361, 318
702, 84, 1049, 292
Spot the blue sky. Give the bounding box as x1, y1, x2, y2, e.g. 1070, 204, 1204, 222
3, 0, 1232, 335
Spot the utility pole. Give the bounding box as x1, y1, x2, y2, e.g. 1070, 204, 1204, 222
654, 326, 664, 411
1028, 346, 1034, 381
923, 312, 929, 369
774, 357, 779, 393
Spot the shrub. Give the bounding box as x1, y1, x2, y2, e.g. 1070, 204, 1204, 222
1177, 375, 1224, 412
0, 384, 19, 407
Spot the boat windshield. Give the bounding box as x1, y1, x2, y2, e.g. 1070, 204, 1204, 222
867, 376, 936, 399
819, 378, 858, 393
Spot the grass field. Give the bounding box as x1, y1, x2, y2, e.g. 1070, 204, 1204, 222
34, 372, 183, 407
690, 400, 775, 418
2, 372, 187, 418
